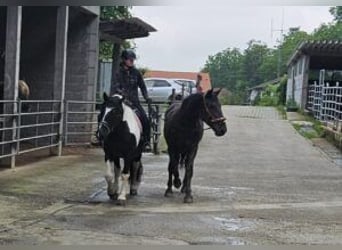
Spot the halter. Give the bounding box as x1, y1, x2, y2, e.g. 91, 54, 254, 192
99, 120, 112, 134
202, 94, 226, 123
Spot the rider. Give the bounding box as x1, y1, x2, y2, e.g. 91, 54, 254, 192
110, 49, 152, 150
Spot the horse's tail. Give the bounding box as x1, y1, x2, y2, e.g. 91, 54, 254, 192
179, 154, 186, 169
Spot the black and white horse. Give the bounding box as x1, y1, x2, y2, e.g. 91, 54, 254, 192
98, 93, 144, 205
164, 88, 227, 203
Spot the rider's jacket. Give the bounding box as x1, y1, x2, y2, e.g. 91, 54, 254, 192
111, 64, 149, 104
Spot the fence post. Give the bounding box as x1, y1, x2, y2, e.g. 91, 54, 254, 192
64, 100, 69, 148
10, 99, 18, 169
16, 98, 21, 154
153, 104, 160, 155
57, 99, 66, 156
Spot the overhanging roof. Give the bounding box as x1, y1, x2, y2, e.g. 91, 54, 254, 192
247, 77, 281, 91
100, 17, 157, 43
287, 40, 342, 66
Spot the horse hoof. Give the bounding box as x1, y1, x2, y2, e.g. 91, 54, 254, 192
164, 189, 173, 197
173, 178, 182, 189
184, 195, 193, 203
108, 193, 118, 200
130, 190, 138, 196
116, 199, 127, 206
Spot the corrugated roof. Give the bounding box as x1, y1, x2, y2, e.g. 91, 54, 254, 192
287, 40, 342, 66
100, 17, 157, 43
247, 77, 282, 91
144, 70, 212, 92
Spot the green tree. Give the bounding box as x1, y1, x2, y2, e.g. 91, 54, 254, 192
258, 49, 278, 82
242, 40, 272, 87
312, 22, 342, 40
99, 6, 133, 60
278, 29, 311, 74
203, 48, 244, 91
329, 6, 342, 22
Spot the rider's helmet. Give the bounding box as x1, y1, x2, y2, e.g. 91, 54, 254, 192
121, 49, 137, 61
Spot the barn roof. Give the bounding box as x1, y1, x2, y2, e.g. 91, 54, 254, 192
287, 40, 342, 66
247, 77, 281, 91
100, 17, 157, 43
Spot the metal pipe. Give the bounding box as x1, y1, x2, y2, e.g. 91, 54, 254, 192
18, 143, 59, 155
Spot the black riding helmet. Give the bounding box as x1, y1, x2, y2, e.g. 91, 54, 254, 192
121, 49, 136, 60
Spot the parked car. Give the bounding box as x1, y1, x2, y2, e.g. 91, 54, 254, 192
139, 77, 189, 103
172, 79, 197, 94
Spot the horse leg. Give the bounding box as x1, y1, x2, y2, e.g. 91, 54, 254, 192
104, 159, 115, 200
181, 171, 187, 194
111, 157, 121, 200
173, 159, 182, 189
183, 148, 198, 203
180, 154, 187, 192
117, 158, 132, 205
130, 160, 141, 196
165, 153, 180, 197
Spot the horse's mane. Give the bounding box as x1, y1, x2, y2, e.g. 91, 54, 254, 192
179, 93, 203, 117
181, 93, 203, 108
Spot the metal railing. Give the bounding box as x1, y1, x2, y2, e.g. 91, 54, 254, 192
1, 98, 171, 168
64, 100, 100, 146
307, 80, 342, 131
0, 99, 62, 168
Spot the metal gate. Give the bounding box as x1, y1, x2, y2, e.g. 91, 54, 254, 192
307, 69, 342, 130
64, 100, 100, 146
0, 99, 62, 168
0, 98, 166, 168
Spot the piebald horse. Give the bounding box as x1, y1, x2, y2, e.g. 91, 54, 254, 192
98, 93, 144, 205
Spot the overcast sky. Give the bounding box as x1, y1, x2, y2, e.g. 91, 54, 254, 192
131, 6, 333, 72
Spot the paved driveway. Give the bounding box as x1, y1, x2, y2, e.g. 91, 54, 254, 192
0, 106, 341, 245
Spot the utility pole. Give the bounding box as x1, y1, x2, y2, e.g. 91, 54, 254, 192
271, 8, 285, 78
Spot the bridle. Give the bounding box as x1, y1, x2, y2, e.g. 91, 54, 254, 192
202, 94, 226, 123
99, 120, 112, 134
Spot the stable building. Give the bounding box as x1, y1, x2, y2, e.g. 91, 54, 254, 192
286, 40, 342, 109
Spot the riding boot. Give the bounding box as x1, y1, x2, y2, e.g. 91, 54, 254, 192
134, 103, 151, 152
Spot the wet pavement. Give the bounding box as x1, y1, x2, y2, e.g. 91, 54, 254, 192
0, 106, 342, 245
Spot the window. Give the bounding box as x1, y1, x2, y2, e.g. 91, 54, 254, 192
145, 80, 154, 88
153, 80, 171, 87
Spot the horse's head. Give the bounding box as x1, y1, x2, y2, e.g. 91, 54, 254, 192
201, 88, 227, 136
98, 92, 125, 139
18, 80, 30, 112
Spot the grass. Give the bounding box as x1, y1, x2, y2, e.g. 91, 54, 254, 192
276, 105, 287, 120
291, 112, 325, 140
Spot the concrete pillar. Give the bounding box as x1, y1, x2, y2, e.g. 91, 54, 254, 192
52, 6, 69, 156
110, 43, 121, 95
3, 6, 22, 168
301, 55, 310, 109
86, 15, 99, 103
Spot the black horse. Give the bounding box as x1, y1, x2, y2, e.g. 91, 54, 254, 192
164, 88, 227, 203
98, 93, 144, 205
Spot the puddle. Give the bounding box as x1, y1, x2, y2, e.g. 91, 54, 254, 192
213, 217, 254, 231
192, 236, 247, 245
230, 186, 254, 191
333, 158, 342, 167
